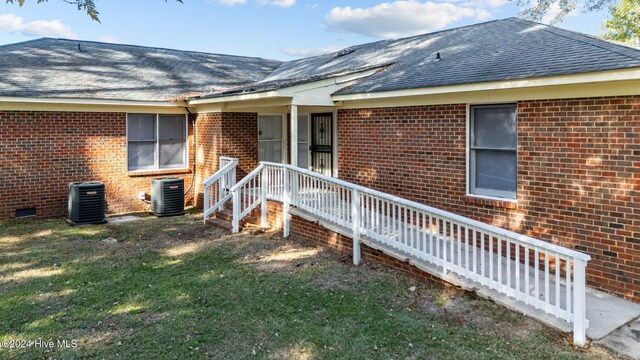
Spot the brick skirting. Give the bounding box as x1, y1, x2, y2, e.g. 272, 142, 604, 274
261, 201, 448, 286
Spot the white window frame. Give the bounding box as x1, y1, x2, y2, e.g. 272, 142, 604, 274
297, 112, 312, 170
126, 113, 189, 172
466, 103, 518, 201
258, 113, 287, 163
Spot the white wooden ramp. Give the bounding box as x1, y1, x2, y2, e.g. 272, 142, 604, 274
203, 159, 640, 346
290, 207, 640, 341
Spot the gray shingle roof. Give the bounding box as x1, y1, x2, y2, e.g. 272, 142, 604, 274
197, 17, 640, 99
330, 18, 640, 95
2, 18, 640, 102
0, 38, 281, 101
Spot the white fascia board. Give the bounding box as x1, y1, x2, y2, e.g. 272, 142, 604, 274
0, 96, 184, 107
291, 83, 343, 106
277, 68, 380, 96
332, 68, 640, 101
285, 68, 381, 106
188, 91, 288, 105
187, 67, 381, 107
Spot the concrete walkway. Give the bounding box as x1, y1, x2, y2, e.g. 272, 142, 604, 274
595, 318, 640, 359
105, 215, 143, 224
586, 288, 640, 341
290, 207, 640, 355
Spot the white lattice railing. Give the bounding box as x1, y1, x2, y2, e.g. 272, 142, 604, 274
203, 157, 238, 223
223, 160, 591, 346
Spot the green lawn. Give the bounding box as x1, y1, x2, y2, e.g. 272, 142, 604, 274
0, 213, 617, 359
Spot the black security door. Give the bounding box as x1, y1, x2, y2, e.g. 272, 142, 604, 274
311, 113, 333, 176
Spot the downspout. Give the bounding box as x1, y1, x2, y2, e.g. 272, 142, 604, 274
184, 107, 196, 202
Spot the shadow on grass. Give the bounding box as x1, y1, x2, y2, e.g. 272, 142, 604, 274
0, 215, 612, 359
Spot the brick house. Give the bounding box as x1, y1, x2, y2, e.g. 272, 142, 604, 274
1, 16, 640, 313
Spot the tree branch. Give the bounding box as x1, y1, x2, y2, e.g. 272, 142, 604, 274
5, 0, 184, 22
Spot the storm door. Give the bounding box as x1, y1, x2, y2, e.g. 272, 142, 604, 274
310, 113, 333, 176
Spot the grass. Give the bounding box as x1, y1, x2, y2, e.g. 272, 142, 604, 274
0, 213, 619, 359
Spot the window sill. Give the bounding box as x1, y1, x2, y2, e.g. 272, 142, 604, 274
127, 168, 192, 177
465, 195, 517, 209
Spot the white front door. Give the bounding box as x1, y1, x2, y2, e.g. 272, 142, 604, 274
258, 115, 284, 163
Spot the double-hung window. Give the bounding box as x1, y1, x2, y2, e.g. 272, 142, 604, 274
469, 104, 517, 200
127, 114, 187, 171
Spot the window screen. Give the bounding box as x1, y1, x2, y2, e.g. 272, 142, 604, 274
258, 115, 283, 140
469, 104, 517, 199
258, 141, 282, 163
258, 115, 283, 163
127, 114, 155, 141
127, 114, 187, 171
158, 115, 186, 141
127, 114, 156, 171
297, 114, 309, 169
158, 115, 186, 169
128, 142, 156, 171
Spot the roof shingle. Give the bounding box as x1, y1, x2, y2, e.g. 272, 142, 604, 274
330, 18, 640, 95
2, 18, 640, 102
0, 38, 281, 101
195, 18, 640, 99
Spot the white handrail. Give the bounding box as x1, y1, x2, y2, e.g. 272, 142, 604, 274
203, 157, 238, 223
226, 161, 591, 346
204, 161, 236, 188
230, 164, 265, 232
263, 161, 591, 261
229, 164, 265, 193
219, 156, 237, 164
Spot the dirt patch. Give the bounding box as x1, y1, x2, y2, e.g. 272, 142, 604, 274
244, 245, 323, 273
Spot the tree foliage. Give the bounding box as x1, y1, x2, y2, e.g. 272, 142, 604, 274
602, 0, 640, 44
515, 0, 614, 24
5, 0, 183, 22
515, 0, 639, 44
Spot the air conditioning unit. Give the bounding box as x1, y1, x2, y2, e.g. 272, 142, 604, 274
68, 182, 106, 224
151, 178, 185, 217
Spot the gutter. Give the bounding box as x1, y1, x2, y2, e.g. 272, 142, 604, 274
332, 67, 640, 102
0, 96, 185, 107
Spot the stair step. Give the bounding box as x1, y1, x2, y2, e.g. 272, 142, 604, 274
207, 217, 232, 231
216, 212, 234, 222
206, 207, 261, 232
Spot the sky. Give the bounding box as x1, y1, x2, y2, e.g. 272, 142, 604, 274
0, 0, 610, 60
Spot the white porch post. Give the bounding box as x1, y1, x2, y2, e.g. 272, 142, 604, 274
351, 188, 361, 265
219, 157, 226, 211
290, 105, 298, 167
283, 168, 291, 237
573, 259, 588, 346
260, 167, 268, 228
232, 190, 240, 233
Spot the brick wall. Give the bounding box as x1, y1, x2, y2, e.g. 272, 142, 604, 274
337, 96, 640, 301
0, 111, 195, 220
255, 200, 447, 285
250, 198, 444, 283
193, 112, 258, 208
